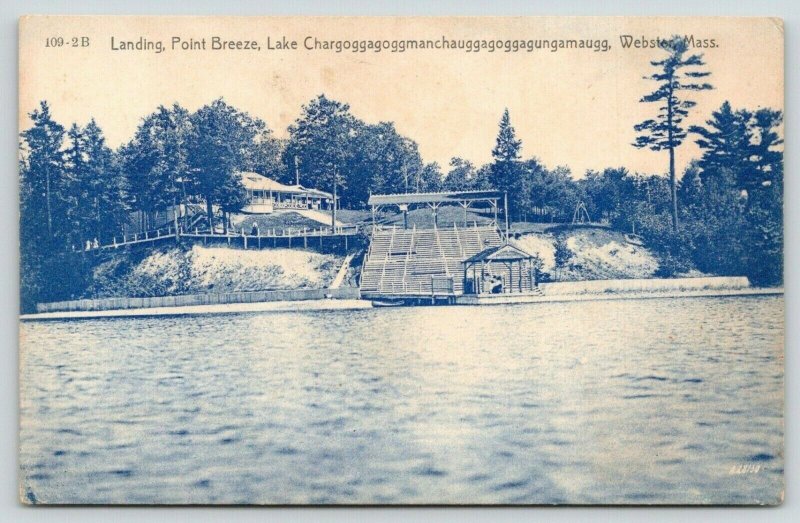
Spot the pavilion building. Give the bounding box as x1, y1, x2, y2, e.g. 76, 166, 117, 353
239, 171, 336, 214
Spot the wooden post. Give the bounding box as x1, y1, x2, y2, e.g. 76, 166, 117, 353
332, 166, 338, 231
504, 192, 510, 243
304, 228, 307, 248
174, 200, 180, 244
529, 259, 534, 289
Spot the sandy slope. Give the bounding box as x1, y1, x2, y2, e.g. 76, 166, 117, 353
513, 227, 659, 281
91, 245, 343, 298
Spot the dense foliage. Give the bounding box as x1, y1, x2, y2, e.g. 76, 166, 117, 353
19, 81, 783, 311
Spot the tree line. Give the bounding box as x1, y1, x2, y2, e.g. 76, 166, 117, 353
17, 95, 445, 309
19, 35, 783, 310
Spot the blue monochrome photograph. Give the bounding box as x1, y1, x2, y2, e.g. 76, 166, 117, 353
18, 16, 784, 505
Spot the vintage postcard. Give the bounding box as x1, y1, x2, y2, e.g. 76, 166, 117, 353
18, 16, 784, 505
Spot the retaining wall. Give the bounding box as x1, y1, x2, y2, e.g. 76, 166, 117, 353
539, 276, 750, 296
36, 287, 361, 313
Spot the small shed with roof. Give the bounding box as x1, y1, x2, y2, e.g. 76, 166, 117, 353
462, 242, 540, 294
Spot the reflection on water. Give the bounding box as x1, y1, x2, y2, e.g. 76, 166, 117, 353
19, 296, 783, 504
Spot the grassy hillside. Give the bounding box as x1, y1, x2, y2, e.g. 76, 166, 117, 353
228, 212, 328, 232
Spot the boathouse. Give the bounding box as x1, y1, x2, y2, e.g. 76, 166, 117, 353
462, 243, 539, 294
240, 171, 336, 214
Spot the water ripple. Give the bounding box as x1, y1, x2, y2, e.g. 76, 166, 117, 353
19, 296, 784, 504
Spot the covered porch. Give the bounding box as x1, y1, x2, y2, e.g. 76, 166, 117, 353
240, 171, 336, 214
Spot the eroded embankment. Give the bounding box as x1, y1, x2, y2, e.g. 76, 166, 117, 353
513, 227, 660, 280
89, 244, 344, 298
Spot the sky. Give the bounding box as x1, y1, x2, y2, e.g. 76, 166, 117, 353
19, 16, 783, 179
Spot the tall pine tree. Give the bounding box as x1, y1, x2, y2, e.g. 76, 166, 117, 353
689, 101, 750, 188
78, 120, 129, 243
19, 101, 84, 310
490, 109, 524, 220
633, 35, 713, 231
688, 102, 783, 285
20, 101, 66, 241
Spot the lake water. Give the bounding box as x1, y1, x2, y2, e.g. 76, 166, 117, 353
19, 295, 784, 504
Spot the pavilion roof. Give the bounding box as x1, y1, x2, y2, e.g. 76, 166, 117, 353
239, 172, 334, 199
368, 190, 503, 206
462, 242, 535, 264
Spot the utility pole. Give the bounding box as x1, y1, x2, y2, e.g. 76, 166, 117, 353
294, 155, 300, 186
331, 165, 338, 231
172, 173, 180, 243
504, 191, 510, 244
173, 196, 180, 243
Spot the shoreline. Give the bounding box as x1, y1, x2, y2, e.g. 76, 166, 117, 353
454, 286, 783, 306
21, 298, 373, 321
20, 286, 783, 321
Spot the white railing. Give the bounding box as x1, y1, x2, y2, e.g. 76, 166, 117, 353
84, 224, 360, 251
273, 200, 312, 209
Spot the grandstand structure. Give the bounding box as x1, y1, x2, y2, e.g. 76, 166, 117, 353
360, 223, 504, 300
368, 190, 506, 230
361, 190, 538, 303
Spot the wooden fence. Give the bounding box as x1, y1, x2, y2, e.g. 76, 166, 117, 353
84, 224, 362, 252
